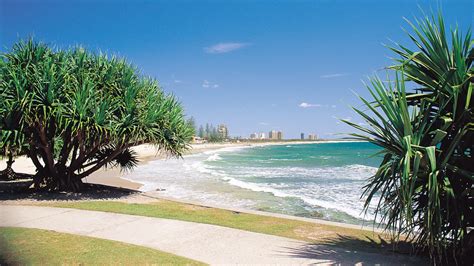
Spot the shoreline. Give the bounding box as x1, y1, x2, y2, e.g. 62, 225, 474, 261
0, 139, 367, 191
88, 140, 376, 226
0, 139, 382, 233
87, 139, 366, 190
85, 142, 254, 190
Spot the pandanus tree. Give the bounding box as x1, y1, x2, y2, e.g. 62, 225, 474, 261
0, 40, 194, 191
0, 75, 27, 181
344, 13, 473, 263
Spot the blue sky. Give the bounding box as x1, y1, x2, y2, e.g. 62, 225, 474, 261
1, 0, 472, 139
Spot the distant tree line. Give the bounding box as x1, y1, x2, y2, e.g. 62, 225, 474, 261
185, 117, 225, 142
198, 123, 225, 142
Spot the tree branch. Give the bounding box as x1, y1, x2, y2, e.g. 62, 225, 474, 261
76, 144, 129, 179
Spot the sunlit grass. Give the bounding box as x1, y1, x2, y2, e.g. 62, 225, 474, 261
43, 199, 404, 252
0, 227, 205, 265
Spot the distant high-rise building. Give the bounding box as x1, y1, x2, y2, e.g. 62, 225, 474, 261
308, 134, 317, 140
269, 130, 283, 140
258, 132, 266, 139
250, 133, 258, 139
269, 130, 276, 140
300, 133, 305, 140
218, 124, 228, 139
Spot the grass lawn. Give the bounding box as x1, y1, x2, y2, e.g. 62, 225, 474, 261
0, 227, 204, 265
43, 199, 406, 253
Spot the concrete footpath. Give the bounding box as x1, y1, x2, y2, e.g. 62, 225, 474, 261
0, 205, 425, 265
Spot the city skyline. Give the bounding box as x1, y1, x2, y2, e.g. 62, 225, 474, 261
248, 130, 319, 140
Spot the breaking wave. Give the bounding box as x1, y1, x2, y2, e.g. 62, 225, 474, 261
124, 142, 381, 223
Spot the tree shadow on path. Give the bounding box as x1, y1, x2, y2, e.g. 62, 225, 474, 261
277, 234, 429, 265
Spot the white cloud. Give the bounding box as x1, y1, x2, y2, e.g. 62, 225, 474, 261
299, 103, 338, 109
259, 122, 269, 126
204, 42, 250, 54
320, 73, 349, 79
202, 80, 219, 88
174, 79, 182, 83
299, 102, 322, 108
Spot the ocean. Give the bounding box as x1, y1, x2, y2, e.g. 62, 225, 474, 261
123, 141, 382, 225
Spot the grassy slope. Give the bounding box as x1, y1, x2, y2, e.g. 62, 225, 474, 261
44, 200, 402, 252
0, 227, 204, 265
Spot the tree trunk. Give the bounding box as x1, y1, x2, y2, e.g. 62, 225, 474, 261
57, 172, 83, 192
0, 153, 16, 181
30, 142, 138, 192
44, 167, 84, 192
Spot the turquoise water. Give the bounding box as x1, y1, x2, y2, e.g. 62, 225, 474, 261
124, 142, 382, 225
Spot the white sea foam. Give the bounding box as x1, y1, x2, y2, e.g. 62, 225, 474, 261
190, 159, 378, 220
124, 142, 381, 223
189, 161, 225, 177
225, 178, 292, 198
220, 176, 375, 221
206, 154, 223, 161
219, 164, 377, 181
201, 145, 251, 155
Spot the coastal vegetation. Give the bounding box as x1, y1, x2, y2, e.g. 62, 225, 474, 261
344, 13, 473, 263
0, 227, 203, 265
197, 123, 226, 142
0, 40, 193, 191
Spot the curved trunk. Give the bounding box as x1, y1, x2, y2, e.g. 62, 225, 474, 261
29, 140, 136, 192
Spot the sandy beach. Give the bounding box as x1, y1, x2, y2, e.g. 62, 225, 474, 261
0, 142, 245, 190
89, 140, 365, 190
85, 142, 255, 190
